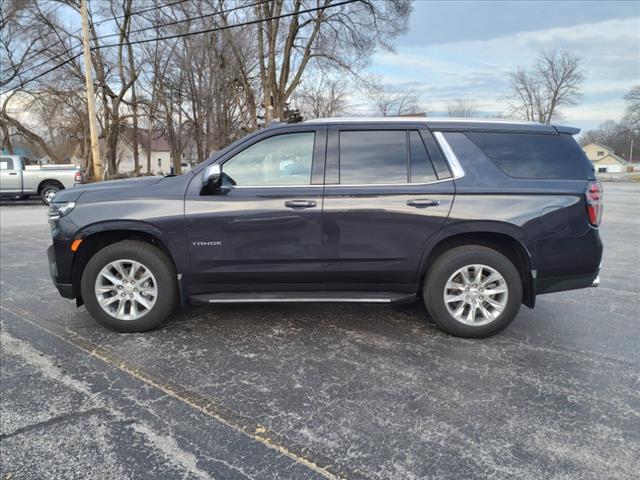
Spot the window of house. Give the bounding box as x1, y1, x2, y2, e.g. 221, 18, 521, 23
223, 132, 315, 186
597, 151, 604, 156
157, 159, 162, 167
339, 130, 407, 184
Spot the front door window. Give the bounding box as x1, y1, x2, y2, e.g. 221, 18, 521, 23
223, 132, 315, 186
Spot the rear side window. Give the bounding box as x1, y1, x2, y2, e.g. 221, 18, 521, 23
466, 132, 586, 179
409, 131, 437, 183
339, 130, 407, 184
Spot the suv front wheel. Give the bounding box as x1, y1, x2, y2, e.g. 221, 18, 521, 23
423, 245, 522, 338
80, 240, 177, 332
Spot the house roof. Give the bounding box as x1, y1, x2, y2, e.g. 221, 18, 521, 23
583, 142, 614, 151
121, 127, 171, 152
593, 153, 629, 165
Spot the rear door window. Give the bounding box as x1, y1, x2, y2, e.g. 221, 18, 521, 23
466, 132, 585, 179
409, 131, 437, 183
339, 130, 407, 184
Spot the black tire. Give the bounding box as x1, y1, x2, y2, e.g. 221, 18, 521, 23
80, 240, 178, 332
423, 245, 522, 338
40, 182, 62, 205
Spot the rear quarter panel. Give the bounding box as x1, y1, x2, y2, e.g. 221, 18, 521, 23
440, 132, 601, 279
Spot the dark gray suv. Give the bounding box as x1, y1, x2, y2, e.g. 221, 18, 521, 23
47, 118, 603, 338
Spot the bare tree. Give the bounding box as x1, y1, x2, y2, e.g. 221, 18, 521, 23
292, 75, 347, 119
366, 77, 422, 116
446, 98, 478, 117
509, 49, 585, 124
623, 85, 640, 133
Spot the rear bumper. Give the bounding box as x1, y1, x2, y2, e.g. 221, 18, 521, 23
48, 245, 74, 298
535, 268, 600, 295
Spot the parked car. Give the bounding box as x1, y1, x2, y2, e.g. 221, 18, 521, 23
47, 118, 602, 337
0, 155, 83, 204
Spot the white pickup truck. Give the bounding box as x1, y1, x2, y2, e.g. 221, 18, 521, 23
0, 154, 83, 204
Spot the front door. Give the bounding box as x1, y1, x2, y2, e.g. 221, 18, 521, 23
184, 128, 326, 293
0, 157, 22, 193
321, 126, 455, 291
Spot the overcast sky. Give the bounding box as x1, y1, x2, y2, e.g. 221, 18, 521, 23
357, 0, 640, 131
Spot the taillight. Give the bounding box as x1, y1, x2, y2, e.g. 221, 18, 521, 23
585, 181, 603, 226
74, 170, 82, 182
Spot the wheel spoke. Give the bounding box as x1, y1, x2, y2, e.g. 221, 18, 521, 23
134, 294, 152, 310
446, 281, 466, 291
100, 271, 122, 286
467, 303, 478, 323
473, 265, 483, 284
484, 287, 507, 296
445, 294, 465, 303
113, 261, 128, 280
99, 295, 120, 307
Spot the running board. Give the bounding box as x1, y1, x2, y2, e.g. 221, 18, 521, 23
188, 292, 416, 304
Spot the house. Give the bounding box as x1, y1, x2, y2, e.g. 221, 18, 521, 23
582, 143, 632, 174
116, 130, 173, 175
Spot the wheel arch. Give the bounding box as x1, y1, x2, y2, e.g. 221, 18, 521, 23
71, 221, 182, 304
38, 179, 65, 193
419, 225, 536, 308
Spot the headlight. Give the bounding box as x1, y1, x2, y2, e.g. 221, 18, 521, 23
48, 201, 76, 222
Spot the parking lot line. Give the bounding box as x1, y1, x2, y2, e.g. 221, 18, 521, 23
0, 304, 348, 480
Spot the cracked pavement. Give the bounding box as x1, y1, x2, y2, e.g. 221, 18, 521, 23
1, 183, 639, 479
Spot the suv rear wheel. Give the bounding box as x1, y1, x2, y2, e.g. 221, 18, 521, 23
80, 240, 177, 332
423, 245, 522, 338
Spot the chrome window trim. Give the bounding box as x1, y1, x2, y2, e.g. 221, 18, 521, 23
228, 177, 455, 189
433, 131, 465, 179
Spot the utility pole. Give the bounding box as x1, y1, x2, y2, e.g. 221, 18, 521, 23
80, 0, 102, 180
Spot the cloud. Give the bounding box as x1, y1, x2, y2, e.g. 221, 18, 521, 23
360, 16, 640, 125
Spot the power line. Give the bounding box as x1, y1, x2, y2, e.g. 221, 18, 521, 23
2, 0, 360, 95
1, 0, 190, 78
5, 0, 267, 82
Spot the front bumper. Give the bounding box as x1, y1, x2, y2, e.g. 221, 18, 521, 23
47, 245, 74, 298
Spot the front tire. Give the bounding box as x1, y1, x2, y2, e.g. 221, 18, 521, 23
80, 240, 177, 332
423, 245, 522, 338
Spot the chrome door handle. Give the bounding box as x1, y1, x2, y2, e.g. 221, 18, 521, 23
406, 199, 440, 208
284, 199, 317, 209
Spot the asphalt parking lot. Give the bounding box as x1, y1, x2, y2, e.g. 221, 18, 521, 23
1, 183, 639, 479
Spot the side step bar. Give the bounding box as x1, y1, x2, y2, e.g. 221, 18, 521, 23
188, 292, 416, 304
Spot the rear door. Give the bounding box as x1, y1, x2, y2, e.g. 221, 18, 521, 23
0, 157, 22, 193
184, 127, 327, 293
321, 125, 455, 291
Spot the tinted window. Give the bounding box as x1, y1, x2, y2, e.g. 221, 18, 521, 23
339, 130, 407, 184
420, 130, 451, 179
0, 157, 14, 170
466, 132, 585, 179
223, 132, 315, 186
409, 131, 437, 183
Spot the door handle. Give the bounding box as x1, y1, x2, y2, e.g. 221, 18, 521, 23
8, 172, 18, 176
284, 199, 317, 209
406, 199, 440, 208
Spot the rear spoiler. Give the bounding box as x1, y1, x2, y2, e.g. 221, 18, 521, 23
554, 125, 581, 135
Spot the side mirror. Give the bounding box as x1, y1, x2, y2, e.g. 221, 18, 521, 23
201, 164, 222, 194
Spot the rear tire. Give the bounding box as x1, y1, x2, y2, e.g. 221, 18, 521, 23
423, 245, 522, 338
80, 240, 177, 332
40, 182, 62, 205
